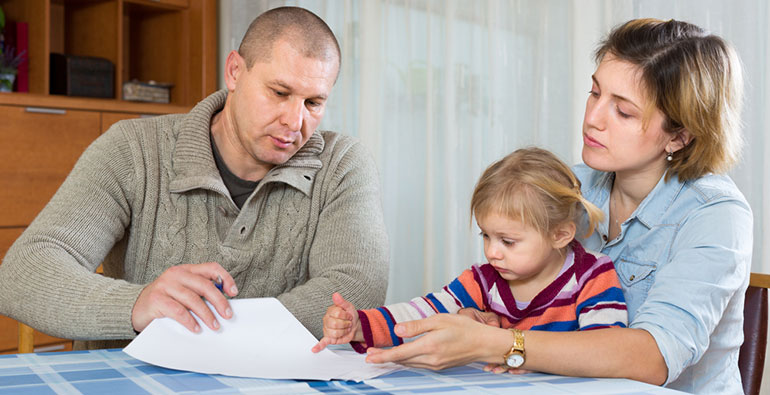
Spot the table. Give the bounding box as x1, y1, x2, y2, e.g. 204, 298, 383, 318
0, 349, 682, 394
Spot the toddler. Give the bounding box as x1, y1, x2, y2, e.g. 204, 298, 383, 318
312, 147, 628, 368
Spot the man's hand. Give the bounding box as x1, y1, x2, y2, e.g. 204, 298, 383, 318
312, 292, 362, 352
131, 262, 238, 333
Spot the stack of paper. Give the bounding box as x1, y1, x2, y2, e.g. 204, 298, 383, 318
124, 297, 402, 381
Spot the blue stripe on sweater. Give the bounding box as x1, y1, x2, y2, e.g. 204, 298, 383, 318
426, 294, 449, 313
447, 278, 480, 310
576, 287, 625, 314
582, 321, 627, 330
530, 320, 579, 332
377, 307, 402, 346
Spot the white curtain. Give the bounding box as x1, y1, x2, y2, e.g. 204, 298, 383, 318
221, 0, 769, 303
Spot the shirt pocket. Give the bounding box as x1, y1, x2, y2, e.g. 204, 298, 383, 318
615, 257, 656, 292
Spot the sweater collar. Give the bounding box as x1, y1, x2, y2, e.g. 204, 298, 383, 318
169, 89, 325, 197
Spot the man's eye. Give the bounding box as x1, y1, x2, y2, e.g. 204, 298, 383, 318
274, 90, 288, 97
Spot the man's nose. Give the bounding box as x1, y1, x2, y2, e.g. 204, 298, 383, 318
281, 99, 305, 131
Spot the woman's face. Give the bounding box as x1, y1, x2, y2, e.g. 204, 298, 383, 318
581, 55, 672, 178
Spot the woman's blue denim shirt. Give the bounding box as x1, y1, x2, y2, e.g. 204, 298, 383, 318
573, 164, 752, 395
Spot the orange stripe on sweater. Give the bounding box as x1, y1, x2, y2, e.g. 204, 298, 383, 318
508, 304, 578, 329
457, 269, 486, 308
576, 268, 622, 307
363, 310, 396, 348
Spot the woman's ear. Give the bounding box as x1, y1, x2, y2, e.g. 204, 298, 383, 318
551, 222, 576, 249
667, 129, 693, 154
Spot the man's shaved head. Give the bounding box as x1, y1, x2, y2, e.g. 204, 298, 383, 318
238, 7, 340, 73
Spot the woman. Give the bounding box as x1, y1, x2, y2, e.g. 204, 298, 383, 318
365, 18, 752, 394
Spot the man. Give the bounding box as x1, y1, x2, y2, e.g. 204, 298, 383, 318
0, 7, 389, 348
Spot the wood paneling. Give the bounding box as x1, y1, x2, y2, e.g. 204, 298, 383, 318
0, 228, 24, 262
0, 105, 100, 227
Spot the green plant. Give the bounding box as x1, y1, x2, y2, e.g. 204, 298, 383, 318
0, 5, 5, 31
1, 45, 25, 74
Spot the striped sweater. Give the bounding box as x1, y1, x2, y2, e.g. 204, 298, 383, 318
355, 240, 627, 350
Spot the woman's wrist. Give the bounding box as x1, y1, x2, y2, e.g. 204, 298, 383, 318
481, 325, 517, 365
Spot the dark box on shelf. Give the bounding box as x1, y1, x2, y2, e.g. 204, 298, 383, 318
50, 53, 114, 98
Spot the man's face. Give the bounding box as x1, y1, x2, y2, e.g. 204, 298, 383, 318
226, 39, 338, 175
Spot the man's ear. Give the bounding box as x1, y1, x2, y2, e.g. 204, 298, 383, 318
551, 222, 576, 249
224, 50, 246, 92
666, 129, 693, 154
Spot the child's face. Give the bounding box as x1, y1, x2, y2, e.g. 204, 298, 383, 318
477, 213, 565, 285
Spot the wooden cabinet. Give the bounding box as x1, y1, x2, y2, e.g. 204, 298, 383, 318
0, 0, 217, 354
2, 0, 216, 105
0, 105, 100, 226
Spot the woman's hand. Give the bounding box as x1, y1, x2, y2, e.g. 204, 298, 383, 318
365, 313, 509, 370
312, 292, 362, 352
457, 308, 532, 374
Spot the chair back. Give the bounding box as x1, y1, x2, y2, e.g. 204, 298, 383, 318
18, 322, 34, 353
739, 273, 770, 395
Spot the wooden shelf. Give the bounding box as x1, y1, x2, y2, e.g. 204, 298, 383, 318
0, 92, 191, 114
1, 0, 216, 106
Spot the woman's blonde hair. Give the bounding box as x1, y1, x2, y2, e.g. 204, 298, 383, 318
470, 147, 603, 239
596, 18, 744, 181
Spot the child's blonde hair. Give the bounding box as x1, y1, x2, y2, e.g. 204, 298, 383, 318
470, 147, 603, 239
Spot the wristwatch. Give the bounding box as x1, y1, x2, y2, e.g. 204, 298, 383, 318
503, 328, 525, 368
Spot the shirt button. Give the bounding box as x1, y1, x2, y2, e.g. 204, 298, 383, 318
629, 275, 635, 281
602, 234, 608, 242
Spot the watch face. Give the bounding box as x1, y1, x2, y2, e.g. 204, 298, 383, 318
506, 353, 524, 368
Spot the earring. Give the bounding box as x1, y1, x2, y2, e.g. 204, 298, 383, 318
666, 151, 673, 161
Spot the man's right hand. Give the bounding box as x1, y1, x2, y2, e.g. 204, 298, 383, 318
131, 262, 238, 333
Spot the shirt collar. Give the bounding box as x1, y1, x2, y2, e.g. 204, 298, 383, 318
588, 170, 685, 229
633, 171, 685, 228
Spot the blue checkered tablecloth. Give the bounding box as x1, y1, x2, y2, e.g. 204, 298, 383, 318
0, 349, 683, 394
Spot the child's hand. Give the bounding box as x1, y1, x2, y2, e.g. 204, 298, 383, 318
311, 292, 362, 353
483, 362, 532, 375
457, 308, 502, 327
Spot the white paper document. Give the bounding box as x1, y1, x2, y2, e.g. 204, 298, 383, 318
123, 297, 402, 381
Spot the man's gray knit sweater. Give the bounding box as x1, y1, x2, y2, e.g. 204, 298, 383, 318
0, 90, 389, 344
